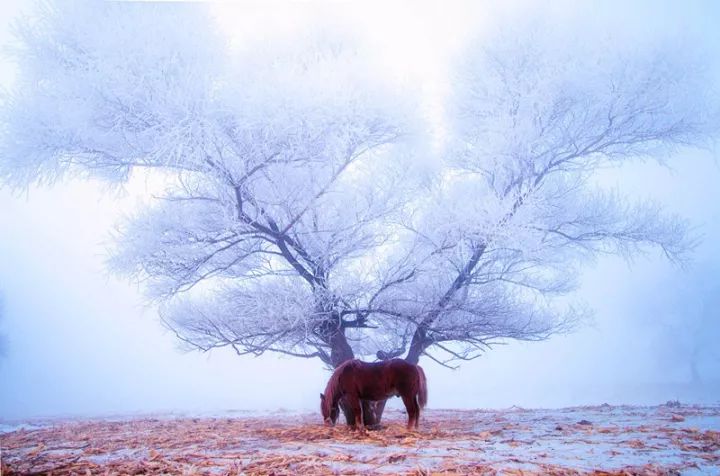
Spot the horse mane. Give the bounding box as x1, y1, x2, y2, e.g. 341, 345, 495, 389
322, 359, 358, 414
416, 364, 428, 409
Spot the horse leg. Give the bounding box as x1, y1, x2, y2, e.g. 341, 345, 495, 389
339, 397, 354, 426
414, 396, 421, 430
401, 393, 419, 430
347, 395, 364, 432
365, 399, 388, 429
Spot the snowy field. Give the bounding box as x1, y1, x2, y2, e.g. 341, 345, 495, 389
1, 404, 719, 475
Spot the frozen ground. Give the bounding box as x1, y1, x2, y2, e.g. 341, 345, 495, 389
1, 404, 718, 475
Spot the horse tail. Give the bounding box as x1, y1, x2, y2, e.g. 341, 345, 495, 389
416, 364, 428, 409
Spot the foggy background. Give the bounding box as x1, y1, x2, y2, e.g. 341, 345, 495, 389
1, 0, 719, 420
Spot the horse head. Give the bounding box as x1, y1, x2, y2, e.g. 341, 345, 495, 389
320, 393, 339, 426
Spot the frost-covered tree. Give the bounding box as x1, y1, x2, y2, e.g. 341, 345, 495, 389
0, 1, 418, 373
1, 1, 717, 424
381, 29, 719, 366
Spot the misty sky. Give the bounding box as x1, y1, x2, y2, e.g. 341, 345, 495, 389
1, 0, 719, 420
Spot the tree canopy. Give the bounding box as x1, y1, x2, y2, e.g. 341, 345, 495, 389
1, 1, 717, 369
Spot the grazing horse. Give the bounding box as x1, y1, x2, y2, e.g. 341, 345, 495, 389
320, 359, 428, 430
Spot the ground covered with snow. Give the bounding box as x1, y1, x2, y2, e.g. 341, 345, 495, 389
1, 404, 719, 475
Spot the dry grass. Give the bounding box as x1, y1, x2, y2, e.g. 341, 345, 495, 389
1, 406, 718, 475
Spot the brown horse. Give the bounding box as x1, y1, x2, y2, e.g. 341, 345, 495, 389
320, 359, 428, 430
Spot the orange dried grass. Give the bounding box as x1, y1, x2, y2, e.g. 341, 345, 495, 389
1, 408, 718, 475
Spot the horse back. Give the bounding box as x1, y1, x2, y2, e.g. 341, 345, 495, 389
337, 359, 422, 400
386, 359, 423, 389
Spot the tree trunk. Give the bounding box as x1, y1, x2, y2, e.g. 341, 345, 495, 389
327, 326, 354, 367
405, 329, 427, 365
